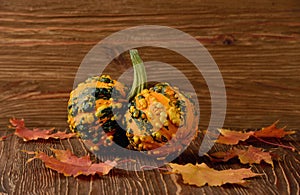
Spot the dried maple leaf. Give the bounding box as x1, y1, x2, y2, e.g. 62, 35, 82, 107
9, 118, 77, 141
253, 121, 295, 138
215, 129, 254, 145
215, 121, 295, 145
168, 163, 261, 187
208, 145, 273, 166
25, 149, 116, 177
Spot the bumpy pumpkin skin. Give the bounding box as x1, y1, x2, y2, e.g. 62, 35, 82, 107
125, 83, 198, 157
67, 75, 129, 150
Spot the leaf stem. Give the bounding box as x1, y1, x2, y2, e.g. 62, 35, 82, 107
0, 133, 14, 141
254, 136, 296, 151
128, 49, 147, 100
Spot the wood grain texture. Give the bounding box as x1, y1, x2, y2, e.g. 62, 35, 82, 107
0, 0, 299, 194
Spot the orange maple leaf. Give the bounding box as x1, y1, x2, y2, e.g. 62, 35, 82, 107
9, 118, 77, 141
168, 163, 261, 187
253, 121, 295, 138
216, 121, 295, 145
24, 149, 116, 177
215, 129, 254, 145
208, 145, 273, 166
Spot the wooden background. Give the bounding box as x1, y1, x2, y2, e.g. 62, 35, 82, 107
0, 0, 299, 194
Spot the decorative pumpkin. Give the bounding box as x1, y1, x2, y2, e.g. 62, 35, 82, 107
67, 75, 129, 150
125, 83, 198, 157
67, 49, 198, 159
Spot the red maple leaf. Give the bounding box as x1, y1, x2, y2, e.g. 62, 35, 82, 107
9, 118, 77, 141
25, 149, 116, 177
216, 121, 295, 146
208, 145, 274, 166
253, 121, 294, 138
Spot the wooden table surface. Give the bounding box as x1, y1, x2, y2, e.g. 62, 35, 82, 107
0, 0, 300, 194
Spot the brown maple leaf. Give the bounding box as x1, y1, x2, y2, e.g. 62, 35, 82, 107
215, 121, 295, 145
253, 121, 295, 138
168, 163, 261, 187
9, 118, 77, 141
24, 149, 116, 177
208, 145, 273, 166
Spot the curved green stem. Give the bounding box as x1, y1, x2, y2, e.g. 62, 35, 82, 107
128, 49, 147, 100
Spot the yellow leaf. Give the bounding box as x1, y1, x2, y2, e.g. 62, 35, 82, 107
168, 163, 261, 187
